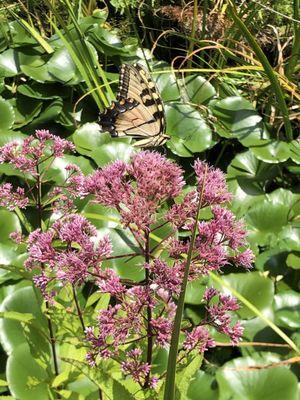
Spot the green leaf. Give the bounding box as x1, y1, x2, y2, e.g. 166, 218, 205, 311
9, 96, 43, 128
185, 279, 206, 305
17, 82, 70, 99
217, 272, 274, 319
73, 123, 111, 156
250, 140, 290, 163
184, 75, 216, 105
101, 227, 144, 281
0, 311, 34, 323
274, 291, 300, 329
246, 189, 299, 246
165, 102, 214, 156
6, 343, 50, 400
90, 141, 135, 166
0, 49, 20, 77
289, 140, 300, 164
47, 46, 81, 84
176, 355, 203, 399
51, 370, 70, 388
83, 203, 119, 229
216, 354, 298, 400
286, 253, 300, 270
18, 50, 53, 82
0, 210, 21, 243
153, 62, 180, 102
0, 97, 15, 132
0, 286, 47, 354
26, 98, 63, 128
43, 154, 94, 184
187, 371, 218, 400
210, 96, 267, 146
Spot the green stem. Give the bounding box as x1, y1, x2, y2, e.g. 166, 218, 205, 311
143, 231, 153, 388
285, 0, 300, 80
163, 167, 207, 400
187, 0, 198, 71
72, 285, 85, 332
36, 169, 59, 378
227, 1, 293, 141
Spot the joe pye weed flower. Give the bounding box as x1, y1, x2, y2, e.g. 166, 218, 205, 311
0, 130, 254, 395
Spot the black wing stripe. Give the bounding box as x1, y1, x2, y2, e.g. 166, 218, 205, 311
99, 63, 166, 147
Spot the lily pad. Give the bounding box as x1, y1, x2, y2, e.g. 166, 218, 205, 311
216, 354, 298, 400
0, 97, 15, 132
0, 49, 20, 77
210, 96, 267, 146
165, 102, 214, 156
250, 140, 290, 163
184, 75, 216, 105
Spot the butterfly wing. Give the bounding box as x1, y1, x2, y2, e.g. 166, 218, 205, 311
99, 64, 167, 147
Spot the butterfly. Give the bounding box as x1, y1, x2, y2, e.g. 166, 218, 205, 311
98, 63, 168, 147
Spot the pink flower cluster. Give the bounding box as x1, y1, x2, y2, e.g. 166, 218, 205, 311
0, 183, 29, 211
25, 214, 111, 291
8, 147, 253, 388
0, 130, 78, 213
0, 129, 75, 175
81, 152, 254, 386
85, 151, 184, 231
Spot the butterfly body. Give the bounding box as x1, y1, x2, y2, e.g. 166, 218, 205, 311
99, 64, 168, 147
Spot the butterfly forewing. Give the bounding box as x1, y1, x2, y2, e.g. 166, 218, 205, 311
99, 63, 167, 147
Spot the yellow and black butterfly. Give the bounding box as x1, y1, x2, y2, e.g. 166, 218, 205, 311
98, 63, 168, 147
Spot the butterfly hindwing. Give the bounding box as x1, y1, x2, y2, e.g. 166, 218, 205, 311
99, 63, 167, 147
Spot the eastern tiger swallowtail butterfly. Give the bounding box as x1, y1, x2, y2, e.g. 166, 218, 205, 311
98, 63, 168, 147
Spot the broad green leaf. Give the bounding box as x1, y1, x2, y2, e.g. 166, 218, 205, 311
210, 96, 266, 146
242, 307, 274, 341
101, 227, 144, 281
246, 189, 299, 246
255, 249, 289, 274
286, 253, 300, 270
0, 130, 27, 146
26, 98, 63, 128
9, 96, 43, 128
83, 203, 119, 229
175, 355, 203, 399
185, 279, 206, 305
6, 343, 50, 400
0, 97, 15, 132
184, 75, 216, 105
187, 370, 218, 400
217, 272, 274, 319
20, 64, 54, 83
0, 311, 34, 323
9, 21, 37, 46
47, 46, 81, 84
17, 82, 70, 99
165, 102, 214, 156
91, 141, 135, 166
152, 62, 180, 102
0, 49, 20, 77
0, 210, 21, 243
216, 354, 298, 400
43, 154, 94, 184
289, 140, 300, 164
274, 291, 300, 329
227, 150, 277, 182
250, 140, 290, 163
73, 122, 111, 156
0, 286, 47, 354
277, 223, 300, 251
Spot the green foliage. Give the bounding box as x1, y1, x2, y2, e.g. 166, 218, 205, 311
0, 0, 299, 399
